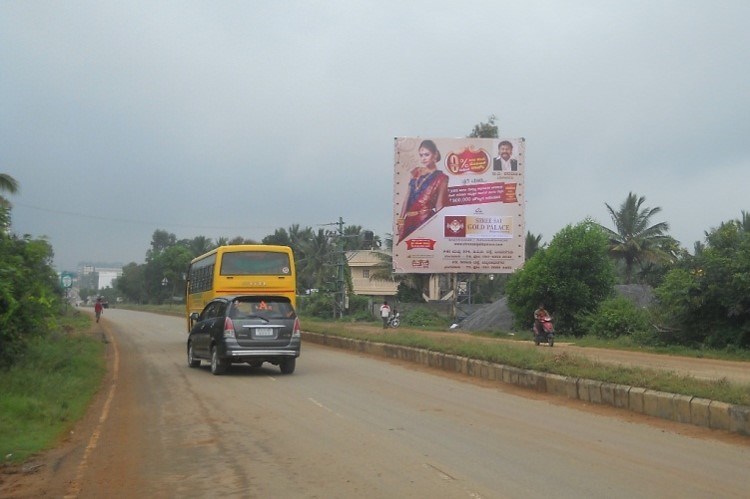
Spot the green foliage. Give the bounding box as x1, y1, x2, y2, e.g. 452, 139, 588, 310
298, 292, 335, 319
506, 220, 616, 334
654, 216, 750, 348
0, 233, 61, 368
525, 231, 544, 261
116, 262, 148, 303
467, 115, 499, 138
346, 294, 370, 316
396, 278, 426, 302
0, 314, 105, 463
578, 296, 651, 339
599, 192, 675, 284
402, 307, 452, 329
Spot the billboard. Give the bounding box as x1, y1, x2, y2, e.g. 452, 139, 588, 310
392, 137, 525, 274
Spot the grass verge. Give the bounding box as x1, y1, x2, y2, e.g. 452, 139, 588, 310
0, 311, 106, 465
303, 319, 750, 407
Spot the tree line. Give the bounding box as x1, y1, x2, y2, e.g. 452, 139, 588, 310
111, 224, 385, 306
2, 146, 749, 370
1, 174, 63, 368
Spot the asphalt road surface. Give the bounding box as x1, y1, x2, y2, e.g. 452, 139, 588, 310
3, 309, 749, 498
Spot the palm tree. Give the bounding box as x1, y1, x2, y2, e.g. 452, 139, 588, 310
600, 192, 674, 284
525, 231, 543, 261
0, 173, 18, 197
0, 173, 19, 230
188, 236, 214, 257
740, 210, 750, 233
297, 228, 335, 290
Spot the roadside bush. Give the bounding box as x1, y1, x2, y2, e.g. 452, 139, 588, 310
403, 307, 452, 329
579, 296, 650, 339
297, 292, 334, 319
0, 234, 60, 369
346, 294, 370, 316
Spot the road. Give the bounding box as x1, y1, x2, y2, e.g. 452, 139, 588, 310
3, 309, 749, 498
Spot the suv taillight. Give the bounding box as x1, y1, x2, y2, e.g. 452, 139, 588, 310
223, 317, 236, 338
292, 317, 301, 338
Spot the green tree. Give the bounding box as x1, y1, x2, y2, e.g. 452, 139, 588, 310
468, 115, 499, 138
146, 230, 177, 262
342, 225, 365, 251
262, 228, 291, 246
506, 220, 616, 334
655, 212, 750, 347
599, 192, 675, 284
0, 232, 60, 368
115, 262, 148, 303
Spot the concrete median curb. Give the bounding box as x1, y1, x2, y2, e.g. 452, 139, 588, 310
302, 331, 749, 436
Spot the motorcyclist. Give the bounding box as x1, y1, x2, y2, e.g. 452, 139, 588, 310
533, 303, 551, 337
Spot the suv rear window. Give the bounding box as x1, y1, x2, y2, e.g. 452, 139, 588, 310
230, 297, 295, 320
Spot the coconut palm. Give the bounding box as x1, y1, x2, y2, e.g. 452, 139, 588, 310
188, 236, 214, 257
525, 231, 543, 261
0, 173, 19, 230
0, 173, 18, 197
296, 228, 335, 290
600, 192, 674, 284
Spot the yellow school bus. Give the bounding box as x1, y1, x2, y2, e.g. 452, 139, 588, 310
185, 245, 296, 331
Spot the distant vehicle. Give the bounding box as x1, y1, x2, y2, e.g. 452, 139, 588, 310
187, 295, 301, 375
534, 317, 555, 347
185, 245, 296, 332
387, 311, 400, 328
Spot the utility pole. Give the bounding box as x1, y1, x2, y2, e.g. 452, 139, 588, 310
335, 216, 346, 319
322, 216, 347, 319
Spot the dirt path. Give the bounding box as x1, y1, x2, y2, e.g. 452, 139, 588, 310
335, 323, 750, 385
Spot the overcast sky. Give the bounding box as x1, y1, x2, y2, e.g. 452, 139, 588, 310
2, 1, 749, 271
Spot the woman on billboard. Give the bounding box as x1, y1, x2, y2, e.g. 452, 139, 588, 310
397, 139, 449, 244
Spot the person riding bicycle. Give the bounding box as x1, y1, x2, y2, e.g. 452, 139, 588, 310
533, 303, 551, 337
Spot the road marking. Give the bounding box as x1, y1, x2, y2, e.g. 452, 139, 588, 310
424, 462, 457, 480
308, 397, 327, 409
65, 324, 120, 499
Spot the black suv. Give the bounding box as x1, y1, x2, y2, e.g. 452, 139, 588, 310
187, 295, 301, 375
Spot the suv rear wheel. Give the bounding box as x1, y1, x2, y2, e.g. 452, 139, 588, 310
279, 357, 296, 375
211, 345, 228, 375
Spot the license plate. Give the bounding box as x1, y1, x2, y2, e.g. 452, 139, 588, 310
254, 328, 274, 337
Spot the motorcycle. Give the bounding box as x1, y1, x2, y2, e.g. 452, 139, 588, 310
534, 317, 554, 346
387, 312, 401, 328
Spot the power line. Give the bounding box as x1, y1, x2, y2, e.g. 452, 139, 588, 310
13, 201, 278, 232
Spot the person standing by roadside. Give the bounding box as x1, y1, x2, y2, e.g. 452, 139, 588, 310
379, 301, 391, 329
95, 297, 104, 323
